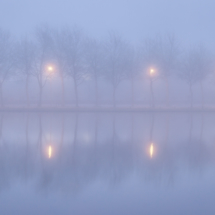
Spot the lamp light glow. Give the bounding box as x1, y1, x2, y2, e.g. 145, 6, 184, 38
150, 68, 155, 76
48, 66, 53, 71
48, 145, 52, 158
150, 144, 154, 158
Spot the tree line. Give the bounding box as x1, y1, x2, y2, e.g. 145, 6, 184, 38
0, 26, 214, 108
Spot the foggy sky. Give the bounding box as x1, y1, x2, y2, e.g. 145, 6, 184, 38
1, 0, 215, 48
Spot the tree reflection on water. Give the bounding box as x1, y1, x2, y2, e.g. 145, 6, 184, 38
0, 112, 214, 193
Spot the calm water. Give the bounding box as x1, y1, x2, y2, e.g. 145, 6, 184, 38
0, 112, 215, 215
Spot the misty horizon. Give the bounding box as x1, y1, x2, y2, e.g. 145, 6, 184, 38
0, 26, 215, 109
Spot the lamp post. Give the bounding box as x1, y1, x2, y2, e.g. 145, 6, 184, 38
148, 67, 157, 108
46, 64, 55, 106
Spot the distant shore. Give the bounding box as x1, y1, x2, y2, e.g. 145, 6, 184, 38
0, 105, 215, 112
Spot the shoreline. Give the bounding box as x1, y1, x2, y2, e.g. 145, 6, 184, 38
0, 106, 215, 112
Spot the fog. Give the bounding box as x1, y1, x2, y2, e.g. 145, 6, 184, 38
0, 113, 215, 214
1, 1, 215, 108
0, 26, 215, 108
1, 0, 215, 48
1, 0, 215, 214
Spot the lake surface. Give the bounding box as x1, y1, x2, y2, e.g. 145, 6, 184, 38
0, 112, 215, 215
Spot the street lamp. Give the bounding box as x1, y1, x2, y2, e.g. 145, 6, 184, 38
148, 67, 157, 108
48, 66, 53, 71
149, 67, 156, 77
46, 65, 54, 75
45, 64, 56, 106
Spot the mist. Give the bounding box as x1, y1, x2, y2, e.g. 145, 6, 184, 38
0, 26, 215, 109
1, 0, 215, 214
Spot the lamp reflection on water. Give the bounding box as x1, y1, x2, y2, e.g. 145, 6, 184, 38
45, 145, 54, 159
150, 144, 154, 158
148, 143, 155, 158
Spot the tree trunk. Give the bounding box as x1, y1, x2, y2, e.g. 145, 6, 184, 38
73, 113, 79, 151
200, 81, 204, 109
189, 84, 193, 108
130, 113, 134, 156
95, 113, 98, 145
164, 114, 169, 146
26, 76, 29, 107
95, 76, 99, 107
74, 79, 79, 107
164, 77, 170, 107
25, 113, 29, 144
59, 113, 65, 162
112, 113, 116, 142
189, 113, 193, 143
200, 113, 204, 142
0, 83, 3, 107
38, 113, 42, 152
113, 86, 116, 108
60, 76, 65, 106
150, 79, 154, 108
0, 114, 4, 143
38, 85, 43, 107
131, 77, 134, 107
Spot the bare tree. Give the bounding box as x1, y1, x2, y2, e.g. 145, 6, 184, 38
16, 38, 36, 106
84, 38, 104, 106
141, 35, 179, 107
192, 46, 212, 108
53, 30, 69, 106
160, 35, 179, 106
141, 36, 163, 107
179, 46, 212, 108
0, 29, 14, 107
56, 27, 85, 107
123, 46, 137, 107
103, 33, 132, 108
33, 26, 56, 107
